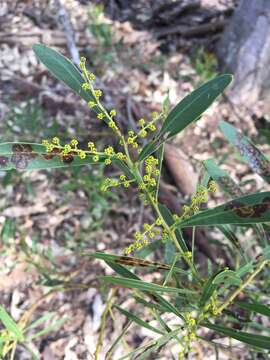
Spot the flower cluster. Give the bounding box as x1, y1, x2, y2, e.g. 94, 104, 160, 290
101, 174, 133, 192
42, 137, 88, 160
124, 221, 162, 255
178, 312, 198, 359
138, 156, 160, 201
177, 180, 217, 222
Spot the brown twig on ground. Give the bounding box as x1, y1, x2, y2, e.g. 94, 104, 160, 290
155, 20, 225, 38
54, 0, 80, 66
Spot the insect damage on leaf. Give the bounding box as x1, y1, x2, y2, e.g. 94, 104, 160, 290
11, 144, 37, 170
235, 133, 270, 178
42, 147, 74, 164
224, 197, 270, 218
0, 156, 9, 167
115, 256, 171, 270
218, 175, 242, 197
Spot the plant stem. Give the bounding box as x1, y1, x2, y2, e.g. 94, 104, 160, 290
216, 258, 268, 314
95, 289, 116, 360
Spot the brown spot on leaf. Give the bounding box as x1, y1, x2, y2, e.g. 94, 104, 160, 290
62, 154, 74, 164
0, 156, 9, 167
42, 147, 61, 160
224, 197, 270, 218
11, 143, 38, 170
115, 256, 170, 270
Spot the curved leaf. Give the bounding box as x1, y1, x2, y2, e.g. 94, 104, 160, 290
0, 142, 106, 171
33, 44, 94, 103
220, 121, 270, 183
175, 191, 270, 228
161, 74, 233, 138
204, 323, 270, 350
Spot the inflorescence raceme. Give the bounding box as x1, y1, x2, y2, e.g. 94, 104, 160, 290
42, 56, 218, 257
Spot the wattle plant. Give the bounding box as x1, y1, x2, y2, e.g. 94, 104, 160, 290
1, 44, 270, 359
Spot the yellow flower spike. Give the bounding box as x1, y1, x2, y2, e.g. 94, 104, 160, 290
135, 231, 142, 240
89, 73, 95, 81
70, 139, 78, 147
52, 137, 60, 145
42, 139, 49, 146
148, 124, 156, 131
119, 174, 126, 181
78, 150, 86, 159
127, 137, 134, 145
138, 118, 145, 127
104, 146, 114, 156
145, 165, 152, 174
97, 113, 104, 120
104, 158, 112, 166
128, 130, 134, 137
64, 144, 72, 153
139, 182, 146, 190
151, 111, 159, 120
94, 89, 103, 98
110, 109, 117, 117
82, 83, 90, 90
116, 152, 125, 160
138, 130, 147, 138
208, 180, 218, 193
88, 101, 96, 108
47, 144, 54, 152
123, 181, 130, 188
143, 223, 151, 231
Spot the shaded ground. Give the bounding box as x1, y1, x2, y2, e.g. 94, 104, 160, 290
0, 0, 269, 359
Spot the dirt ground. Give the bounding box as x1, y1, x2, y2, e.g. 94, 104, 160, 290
0, 1, 268, 359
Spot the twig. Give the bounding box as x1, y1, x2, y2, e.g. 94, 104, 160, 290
155, 20, 224, 38
54, 0, 80, 66
95, 289, 116, 360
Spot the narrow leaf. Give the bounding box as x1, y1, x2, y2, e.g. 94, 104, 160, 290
161, 74, 232, 138
114, 305, 164, 335
220, 121, 270, 184
0, 306, 24, 341
175, 191, 270, 228
0, 142, 105, 171
99, 276, 196, 294
88, 252, 187, 274
33, 44, 94, 103
236, 301, 270, 318
204, 323, 270, 350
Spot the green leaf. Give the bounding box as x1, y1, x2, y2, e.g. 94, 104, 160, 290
88, 251, 187, 274
175, 191, 270, 228
217, 224, 242, 250
161, 75, 232, 138
118, 326, 182, 360
0, 142, 106, 171
114, 305, 164, 335
158, 203, 189, 252
236, 301, 270, 318
139, 75, 233, 161
212, 269, 241, 286
99, 276, 196, 294
204, 322, 270, 350
219, 121, 270, 184
204, 159, 242, 198
33, 44, 94, 103
0, 306, 24, 341
199, 270, 224, 309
